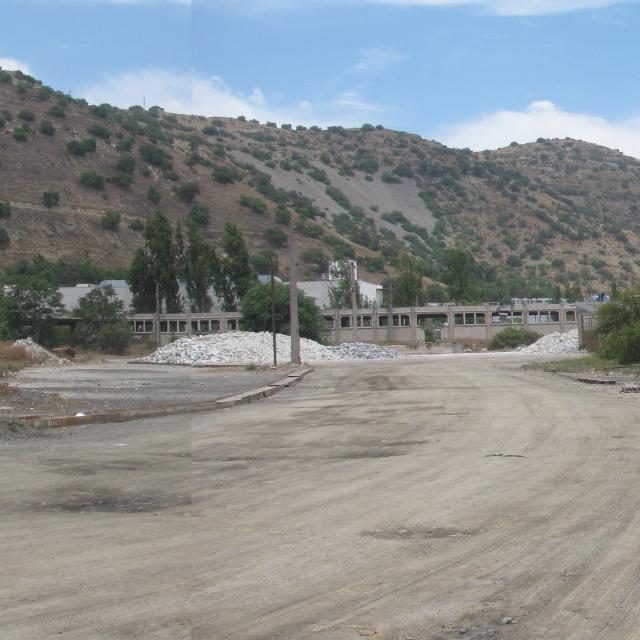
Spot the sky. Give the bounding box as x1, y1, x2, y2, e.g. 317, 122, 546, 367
2, 0, 640, 155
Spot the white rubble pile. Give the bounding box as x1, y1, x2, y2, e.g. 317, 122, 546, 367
515, 329, 580, 354
13, 337, 71, 365
139, 331, 400, 365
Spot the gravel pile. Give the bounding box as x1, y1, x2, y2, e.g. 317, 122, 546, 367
516, 329, 580, 354
13, 338, 71, 365
139, 331, 400, 365
329, 342, 400, 360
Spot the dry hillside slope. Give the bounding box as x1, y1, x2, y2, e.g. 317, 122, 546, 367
1, 69, 640, 291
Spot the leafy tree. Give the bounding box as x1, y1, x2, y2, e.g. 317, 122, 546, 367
327, 260, 360, 309
442, 248, 475, 302
0, 228, 9, 249
214, 223, 256, 311
250, 250, 278, 275
139, 143, 171, 167
241, 283, 327, 343
129, 211, 182, 312
2, 276, 64, 342
176, 181, 200, 203
0, 201, 11, 219
389, 254, 425, 306
73, 284, 128, 349
275, 207, 291, 225
42, 191, 60, 208
180, 221, 214, 312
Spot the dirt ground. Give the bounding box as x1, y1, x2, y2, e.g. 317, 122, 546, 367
2, 359, 291, 417
2, 353, 640, 639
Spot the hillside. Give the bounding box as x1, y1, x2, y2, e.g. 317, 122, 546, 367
1, 69, 640, 294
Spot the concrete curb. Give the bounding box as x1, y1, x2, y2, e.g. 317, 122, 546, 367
15, 368, 314, 429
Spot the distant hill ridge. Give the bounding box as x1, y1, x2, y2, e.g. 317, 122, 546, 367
1, 68, 639, 294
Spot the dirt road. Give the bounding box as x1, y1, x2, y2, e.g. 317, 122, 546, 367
3, 353, 640, 639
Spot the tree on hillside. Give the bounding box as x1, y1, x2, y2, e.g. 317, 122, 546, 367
327, 260, 361, 309
214, 223, 256, 311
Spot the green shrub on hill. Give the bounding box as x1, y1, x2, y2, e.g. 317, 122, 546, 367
48, 105, 65, 118
42, 191, 60, 208
129, 218, 145, 232
101, 211, 121, 231
88, 124, 111, 139
114, 155, 136, 174
489, 327, 539, 350
67, 138, 96, 156
176, 182, 200, 203
147, 186, 161, 203
0, 228, 9, 249
212, 164, 241, 184
39, 120, 55, 135
80, 170, 105, 190
18, 109, 35, 122
239, 195, 267, 215
188, 204, 210, 227
0, 202, 11, 218
264, 227, 287, 247
12, 127, 28, 141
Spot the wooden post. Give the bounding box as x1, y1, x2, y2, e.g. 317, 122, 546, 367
271, 264, 278, 367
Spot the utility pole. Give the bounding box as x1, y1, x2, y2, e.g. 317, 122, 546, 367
387, 280, 393, 343
154, 281, 161, 347
271, 259, 277, 367
350, 260, 358, 341
288, 218, 301, 364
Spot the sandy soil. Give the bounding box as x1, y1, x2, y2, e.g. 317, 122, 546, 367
2, 353, 640, 639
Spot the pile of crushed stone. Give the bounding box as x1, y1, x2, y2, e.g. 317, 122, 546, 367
13, 338, 72, 365
138, 331, 400, 365
516, 329, 580, 354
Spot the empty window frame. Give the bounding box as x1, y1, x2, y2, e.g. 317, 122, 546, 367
227, 319, 237, 331
357, 315, 372, 328
340, 316, 352, 328
565, 310, 576, 322
417, 313, 448, 327
211, 320, 221, 332
323, 316, 335, 329
160, 320, 168, 333
393, 314, 410, 327
199, 320, 210, 332
378, 315, 389, 327
144, 320, 154, 333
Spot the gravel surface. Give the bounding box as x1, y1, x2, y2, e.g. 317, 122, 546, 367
138, 331, 400, 365
516, 328, 580, 354
13, 338, 71, 365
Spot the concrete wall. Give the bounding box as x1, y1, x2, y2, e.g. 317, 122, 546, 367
128, 302, 578, 347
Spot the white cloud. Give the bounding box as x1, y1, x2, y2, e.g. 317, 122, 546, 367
366, 0, 629, 15
438, 100, 640, 157
79, 68, 386, 127
0, 57, 31, 73
350, 48, 407, 73
214, 0, 631, 15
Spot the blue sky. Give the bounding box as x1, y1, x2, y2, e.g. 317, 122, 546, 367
3, 0, 640, 155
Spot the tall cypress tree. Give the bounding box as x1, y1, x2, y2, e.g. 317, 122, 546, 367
182, 221, 214, 312
216, 223, 256, 311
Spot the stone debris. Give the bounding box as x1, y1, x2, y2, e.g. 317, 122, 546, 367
13, 338, 72, 366
621, 383, 640, 393
516, 328, 580, 354
139, 331, 401, 366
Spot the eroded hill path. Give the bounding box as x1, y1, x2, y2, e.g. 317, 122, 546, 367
2, 354, 640, 640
